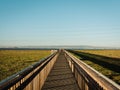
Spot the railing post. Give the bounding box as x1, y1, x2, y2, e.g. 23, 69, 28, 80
0, 51, 58, 90
64, 50, 120, 90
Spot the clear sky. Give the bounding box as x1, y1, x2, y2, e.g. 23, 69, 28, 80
0, 0, 120, 47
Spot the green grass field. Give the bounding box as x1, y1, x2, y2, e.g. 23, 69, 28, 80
0, 50, 51, 81
69, 50, 120, 85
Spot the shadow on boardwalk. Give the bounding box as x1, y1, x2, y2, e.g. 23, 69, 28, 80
42, 51, 79, 90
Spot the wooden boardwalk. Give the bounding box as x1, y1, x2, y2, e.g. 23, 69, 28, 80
0, 50, 120, 90
42, 51, 80, 90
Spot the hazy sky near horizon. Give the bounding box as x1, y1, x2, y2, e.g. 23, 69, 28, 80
0, 0, 120, 47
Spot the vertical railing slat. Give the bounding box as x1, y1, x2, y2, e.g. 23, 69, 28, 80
0, 50, 58, 90
64, 50, 120, 90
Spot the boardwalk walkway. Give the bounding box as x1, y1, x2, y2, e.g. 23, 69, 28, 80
42, 51, 80, 90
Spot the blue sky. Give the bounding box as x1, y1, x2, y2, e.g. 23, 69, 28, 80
0, 0, 120, 47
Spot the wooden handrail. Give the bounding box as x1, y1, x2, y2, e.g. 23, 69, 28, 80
1, 49, 119, 90
64, 50, 120, 90
0, 50, 58, 90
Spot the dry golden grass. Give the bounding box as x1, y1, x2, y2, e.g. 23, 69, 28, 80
0, 50, 51, 81
69, 50, 120, 84
77, 50, 120, 59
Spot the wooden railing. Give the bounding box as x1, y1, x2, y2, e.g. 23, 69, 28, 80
64, 50, 120, 90
1, 49, 120, 90
0, 51, 58, 90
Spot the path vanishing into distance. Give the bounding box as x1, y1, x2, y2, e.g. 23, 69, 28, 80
0, 49, 120, 90
42, 50, 79, 90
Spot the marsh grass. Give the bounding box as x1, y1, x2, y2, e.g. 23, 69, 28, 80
78, 50, 120, 59
69, 50, 120, 85
0, 50, 50, 81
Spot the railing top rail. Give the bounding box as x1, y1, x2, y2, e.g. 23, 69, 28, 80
0, 51, 57, 89
64, 50, 120, 90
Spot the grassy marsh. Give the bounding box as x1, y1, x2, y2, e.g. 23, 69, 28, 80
0, 50, 50, 81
